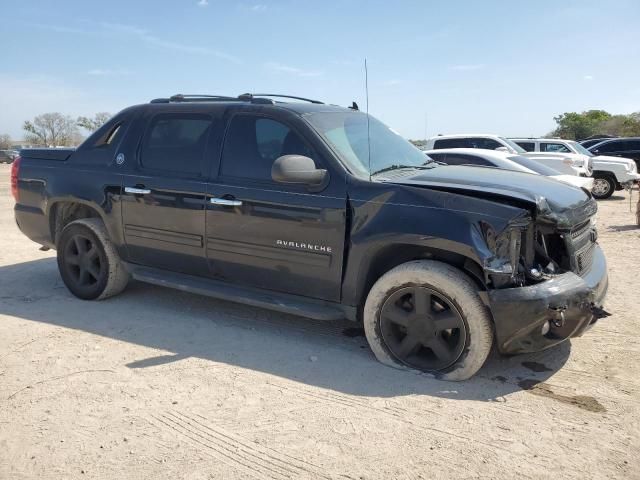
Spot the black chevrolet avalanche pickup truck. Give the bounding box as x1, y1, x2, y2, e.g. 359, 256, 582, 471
12, 93, 609, 380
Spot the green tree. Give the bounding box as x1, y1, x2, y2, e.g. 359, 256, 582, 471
23, 113, 79, 146
551, 110, 611, 140
598, 114, 640, 137
76, 112, 112, 133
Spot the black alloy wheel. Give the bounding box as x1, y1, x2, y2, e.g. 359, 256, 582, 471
61, 233, 106, 296
379, 286, 467, 372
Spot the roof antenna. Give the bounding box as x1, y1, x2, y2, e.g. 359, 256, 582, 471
365, 58, 371, 181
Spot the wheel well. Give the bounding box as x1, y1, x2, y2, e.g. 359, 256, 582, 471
50, 202, 102, 246
592, 170, 616, 181
357, 245, 486, 320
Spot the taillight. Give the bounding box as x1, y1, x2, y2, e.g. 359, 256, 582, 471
11, 156, 21, 201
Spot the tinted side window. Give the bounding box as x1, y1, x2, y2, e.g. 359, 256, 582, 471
582, 139, 604, 149
594, 141, 619, 153
433, 138, 469, 149
516, 141, 535, 152
141, 114, 212, 175
473, 138, 502, 150
426, 153, 446, 162
625, 140, 640, 150
221, 115, 314, 181
540, 142, 571, 153
444, 154, 493, 166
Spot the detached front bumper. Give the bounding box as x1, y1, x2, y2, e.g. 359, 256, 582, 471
488, 244, 608, 354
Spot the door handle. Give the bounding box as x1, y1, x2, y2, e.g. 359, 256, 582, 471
125, 187, 151, 195
209, 197, 242, 207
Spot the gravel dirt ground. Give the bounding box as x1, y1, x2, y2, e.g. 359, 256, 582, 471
0, 163, 638, 479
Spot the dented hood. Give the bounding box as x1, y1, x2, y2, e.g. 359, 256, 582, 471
391, 165, 596, 227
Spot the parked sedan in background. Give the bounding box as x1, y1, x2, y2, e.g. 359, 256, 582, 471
580, 136, 617, 149
425, 134, 592, 177
423, 148, 594, 191
511, 138, 640, 199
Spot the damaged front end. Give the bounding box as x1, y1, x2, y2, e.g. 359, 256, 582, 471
480, 196, 609, 354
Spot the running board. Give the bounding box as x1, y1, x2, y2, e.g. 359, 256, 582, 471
126, 264, 351, 321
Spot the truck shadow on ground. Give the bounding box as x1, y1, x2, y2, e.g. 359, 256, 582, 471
0, 258, 572, 401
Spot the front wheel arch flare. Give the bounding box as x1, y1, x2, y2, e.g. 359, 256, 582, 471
355, 244, 487, 315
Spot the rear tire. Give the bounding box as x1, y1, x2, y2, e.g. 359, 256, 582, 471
592, 175, 615, 199
363, 260, 494, 381
57, 218, 129, 300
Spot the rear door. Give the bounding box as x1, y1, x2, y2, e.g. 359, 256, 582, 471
120, 110, 220, 276
595, 140, 640, 166
204, 110, 347, 301
623, 140, 640, 166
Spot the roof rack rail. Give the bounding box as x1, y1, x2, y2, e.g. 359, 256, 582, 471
170, 94, 240, 102
150, 93, 325, 105
150, 94, 243, 104
240, 93, 324, 104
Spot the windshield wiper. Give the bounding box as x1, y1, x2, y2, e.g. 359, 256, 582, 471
372, 163, 436, 176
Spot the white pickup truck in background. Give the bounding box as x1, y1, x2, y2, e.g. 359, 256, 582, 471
424, 134, 592, 178
511, 138, 640, 199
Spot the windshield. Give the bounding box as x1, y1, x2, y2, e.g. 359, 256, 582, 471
568, 140, 594, 157
304, 111, 432, 177
507, 155, 563, 176
500, 137, 527, 154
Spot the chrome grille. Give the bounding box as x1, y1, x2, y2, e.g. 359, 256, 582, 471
576, 242, 596, 275
569, 219, 596, 276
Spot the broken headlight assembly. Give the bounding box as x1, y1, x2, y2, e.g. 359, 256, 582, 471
482, 218, 565, 289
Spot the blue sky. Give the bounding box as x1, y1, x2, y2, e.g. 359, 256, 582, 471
2, 0, 639, 140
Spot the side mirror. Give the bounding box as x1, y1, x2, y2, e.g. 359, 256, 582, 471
272, 155, 327, 186
495, 146, 509, 152
592, 149, 599, 154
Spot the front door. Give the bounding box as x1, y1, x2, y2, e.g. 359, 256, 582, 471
205, 112, 347, 301
121, 112, 215, 276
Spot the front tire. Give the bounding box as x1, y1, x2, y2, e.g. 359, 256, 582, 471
57, 218, 130, 300
592, 175, 615, 199
363, 260, 494, 381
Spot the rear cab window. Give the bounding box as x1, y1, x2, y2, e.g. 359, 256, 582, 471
72, 113, 132, 166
